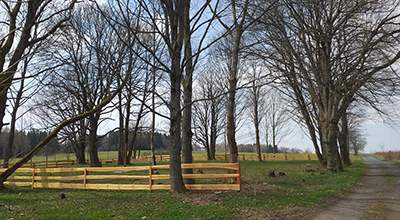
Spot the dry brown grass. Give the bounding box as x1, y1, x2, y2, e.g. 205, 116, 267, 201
375, 151, 400, 161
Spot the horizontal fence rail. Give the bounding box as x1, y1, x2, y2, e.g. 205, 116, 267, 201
0, 163, 241, 191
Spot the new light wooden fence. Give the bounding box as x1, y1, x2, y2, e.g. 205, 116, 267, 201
9, 160, 76, 168
0, 163, 241, 191
5, 153, 317, 169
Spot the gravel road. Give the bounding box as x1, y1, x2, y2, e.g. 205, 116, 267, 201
310, 156, 400, 220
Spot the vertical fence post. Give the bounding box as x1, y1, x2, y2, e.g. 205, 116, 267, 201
31, 168, 37, 188
242, 155, 245, 161
308, 154, 311, 160
160, 155, 162, 161
285, 154, 287, 161
84, 168, 89, 190
149, 166, 154, 191
236, 164, 241, 191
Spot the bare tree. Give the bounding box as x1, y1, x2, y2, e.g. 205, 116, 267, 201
0, 0, 77, 136
264, 89, 293, 154
37, 6, 129, 166
215, 0, 251, 164
193, 66, 226, 160
3, 57, 29, 168
244, 62, 267, 161
348, 128, 366, 155
97, 0, 220, 193
256, 0, 400, 172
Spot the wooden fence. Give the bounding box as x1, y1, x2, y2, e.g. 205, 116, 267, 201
11, 160, 76, 168
140, 153, 318, 162
0, 163, 241, 191
5, 153, 317, 169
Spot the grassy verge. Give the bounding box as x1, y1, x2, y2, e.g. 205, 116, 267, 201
0, 158, 365, 220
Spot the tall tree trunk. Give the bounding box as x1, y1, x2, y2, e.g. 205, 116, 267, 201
3, 63, 27, 168
124, 93, 131, 165
254, 120, 262, 162
150, 59, 157, 166
265, 117, 269, 153
322, 120, 343, 173
272, 125, 276, 154
339, 111, 351, 166
74, 119, 87, 165
169, 61, 183, 193
116, 73, 125, 165
117, 88, 124, 165
227, 34, 242, 164
210, 105, 217, 160
181, 1, 195, 184
74, 141, 86, 165
88, 116, 101, 167
126, 70, 147, 163
0, 86, 9, 138
205, 142, 212, 160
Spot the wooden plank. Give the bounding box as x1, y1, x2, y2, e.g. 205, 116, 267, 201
35, 168, 85, 173
151, 184, 170, 190
8, 176, 32, 180
150, 165, 170, 169
85, 175, 149, 180
86, 167, 150, 172
151, 163, 239, 170
182, 174, 239, 179
185, 184, 240, 191
180, 163, 240, 170
8, 168, 34, 173
151, 175, 170, 180
4, 181, 32, 187
85, 184, 150, 190
34, 182, 85, 189
35, 175, 84, 181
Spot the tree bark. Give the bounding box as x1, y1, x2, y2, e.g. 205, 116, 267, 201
321, 120, 343, 173
88, 115, 101, 167
74, 140, 86, 165
117, 88, 124, 165
74, 119, 86, 165
181, 0, 195, 184
169, 60, 183, 193
339, 112, 351, 166
227, 35, 241, 164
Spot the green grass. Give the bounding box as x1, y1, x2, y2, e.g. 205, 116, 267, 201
4, 150, 296, 164
0, 157, 365, 220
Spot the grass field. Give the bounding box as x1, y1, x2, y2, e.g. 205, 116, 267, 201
2, 150, 217, 164
0, 156, 365, 220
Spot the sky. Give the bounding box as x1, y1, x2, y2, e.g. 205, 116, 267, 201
273, 119, 400, 154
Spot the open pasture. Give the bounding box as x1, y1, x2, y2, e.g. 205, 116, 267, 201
0, 157, 365, 220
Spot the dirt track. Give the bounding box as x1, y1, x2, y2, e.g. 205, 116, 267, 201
309, 156, 400, 220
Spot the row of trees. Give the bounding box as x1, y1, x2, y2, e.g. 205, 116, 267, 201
0, 129, 169, 161
1, 0, 398, 193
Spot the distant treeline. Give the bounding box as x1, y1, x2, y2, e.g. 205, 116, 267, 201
214, 143, 308, 154
97, 131, 169, 152
0, 129, 170, 159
